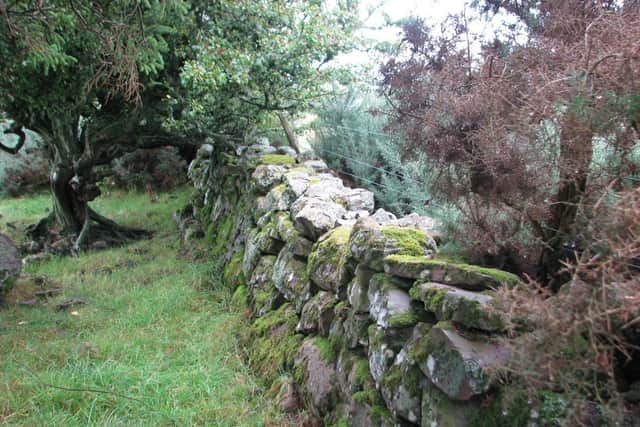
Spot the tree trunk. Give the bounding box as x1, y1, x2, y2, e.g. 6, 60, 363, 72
540, 114, 594, 289
277, 112, 301, 154
27, 128, 149, 254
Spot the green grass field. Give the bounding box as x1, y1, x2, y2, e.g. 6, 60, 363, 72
0, 190, 285, 426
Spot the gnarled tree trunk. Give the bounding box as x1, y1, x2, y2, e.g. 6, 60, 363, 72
26, 120, 149, 255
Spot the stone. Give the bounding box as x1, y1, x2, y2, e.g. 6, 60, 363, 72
252, 164, 285, 194
347, 217, 437, 271
347, 264, 374, 313
344, 310, 371, 349
272, 242, 314, 313
248, 256, 284, 317
368, 274, 423, 329
307, 226, 352, 294
271, 376, 302, 413
411, 282, 505, 332
421, 382, 481, 427
242, 228, 262, 277
346, 399, 395, 427
256, 184, 295, 218
338, 188, 375, 213
341, 210, 371, 222
0, 233, 21, 298
275, 213, 298, 241
296, 291, 338, 336
277, 146, 298, 158
367, 324, 413, 385
187, 144, 213, 189
180, 219, 204, 244
418, 323, 509, 401
380, 324, 431, 424
371, 208, 397, 224
383, 255, 436, 279
305, 175, 348, 200
294, 339, 339, 417
252, 226, 283, 255
302, 159, 329, 173
291, 196, 347, 241
250, 144, 278, 154
416, 259, 520, 291
282, 168, 314, 200
335, 349, 375, 397
197, 143, 214, 157
391, 213, 442, 241
289, 236, 314, 258
328, 301, 349, 347
241, 304, 303, 385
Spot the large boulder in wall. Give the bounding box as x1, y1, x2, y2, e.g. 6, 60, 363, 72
0, 233, 21, 299
347, 217, 437, 272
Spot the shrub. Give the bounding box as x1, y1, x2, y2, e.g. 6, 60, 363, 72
109, 147, 188, 191
495, 187, 640, 425
312, 88, 453, 221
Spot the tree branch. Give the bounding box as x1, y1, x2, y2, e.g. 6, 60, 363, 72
0, 121, 26, 154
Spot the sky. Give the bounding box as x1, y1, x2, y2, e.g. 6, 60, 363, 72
336, 0, 522, 70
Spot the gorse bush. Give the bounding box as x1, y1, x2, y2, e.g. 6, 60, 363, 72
496, 187, 640, 425
312, 88, 453, 221
381, 2, 640, 282
110, 147, 188, 191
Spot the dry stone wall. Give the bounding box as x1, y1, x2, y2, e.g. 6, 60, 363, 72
187, 141, 530, 427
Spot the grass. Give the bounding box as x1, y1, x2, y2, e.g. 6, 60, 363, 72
0, 189, 286, 426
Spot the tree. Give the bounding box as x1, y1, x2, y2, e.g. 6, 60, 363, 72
174, 0, 359, 145
381, 1, 640, 285
0, 1, 197, 253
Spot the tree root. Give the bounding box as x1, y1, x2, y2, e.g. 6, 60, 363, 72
27, 208, 152, 257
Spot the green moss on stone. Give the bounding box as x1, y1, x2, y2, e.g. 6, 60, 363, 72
252, 303, 298, 336
353, 359, 371, 390
387, 312, 421, 328
407, 328, 433, 363
369, 404, 393, 425
412, 257, 520, 288
208, 214, 234, 258
244, 304, 303, 385
312, 337, 337, 363
261, 154, 296, 165
385, 254, 431, 264
352, 389, 378, 405
253, 289, 271, 307
458, 263, 520, 286
413, 285, 449, 314
223, 249, 245, 289
231, 285, 248, 306
381, 225, 429, 256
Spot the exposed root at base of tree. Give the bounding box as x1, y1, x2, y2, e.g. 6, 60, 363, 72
23, 209, 151, 257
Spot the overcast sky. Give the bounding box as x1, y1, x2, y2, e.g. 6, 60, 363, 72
336, 0, 521, 69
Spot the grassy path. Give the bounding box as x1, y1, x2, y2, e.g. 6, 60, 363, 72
0, 190, 281, 426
